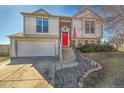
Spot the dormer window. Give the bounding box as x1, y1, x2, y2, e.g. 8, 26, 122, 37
85, 20, 95, 34
36, 18, 48, 33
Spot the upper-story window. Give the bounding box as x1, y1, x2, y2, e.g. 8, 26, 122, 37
85, 21, 95, 34
36, 18, 48, 33
85, 21, 90, 33
90, 21, 95, 33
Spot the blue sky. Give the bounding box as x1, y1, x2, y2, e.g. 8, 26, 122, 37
0, 5, 107, 44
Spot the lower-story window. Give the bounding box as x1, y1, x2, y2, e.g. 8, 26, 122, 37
84, 40, 88, 44
90, 40, 96, 44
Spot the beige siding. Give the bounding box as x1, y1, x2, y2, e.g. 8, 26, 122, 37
95, 20, 102, 38
10, 40, 16, 57
72, 19, 102, 39
72, 9, 103, 39
24, 16, 59, 35
72, 19, 83, 38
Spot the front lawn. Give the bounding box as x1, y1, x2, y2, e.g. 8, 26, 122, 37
0, 56, 9, 62
80, 52, 124, 88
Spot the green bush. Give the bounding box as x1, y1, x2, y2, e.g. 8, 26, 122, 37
80, 44, 98, 53
95, 45, 105, 52
80, 44, 115, 53
104, 44, 115, 52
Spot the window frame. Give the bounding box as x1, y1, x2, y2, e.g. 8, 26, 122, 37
90, 21, 95, 34
85, 21, 90, 34
90, 40, 96, 44
84, 40, 88, 44
36, 18, 49, 33
84, 20, 95, 34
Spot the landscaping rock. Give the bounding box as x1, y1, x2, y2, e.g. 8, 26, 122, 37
55, 61, 89, 88
54, 51, 101, 88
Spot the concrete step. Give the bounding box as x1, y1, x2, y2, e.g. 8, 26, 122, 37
61, 61, 79, 69
63, 55, 76, 60
62, 51, 74, 54
55, 61, 79, 70
62, 47, 76, 63
63, 59, 76, 63
62, 48, 73, 51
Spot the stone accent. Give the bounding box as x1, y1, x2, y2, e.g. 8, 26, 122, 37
77, 52, 103, 88
60, 22, 71, 28
54, 51, 102, 88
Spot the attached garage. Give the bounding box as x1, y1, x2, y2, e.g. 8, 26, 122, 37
17, 41, 56, 57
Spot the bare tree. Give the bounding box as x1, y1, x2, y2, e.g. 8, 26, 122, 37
100, 6, 124, 34
99, 6, 124, 49
78, 6, 124, 49
108, 34, 124, 50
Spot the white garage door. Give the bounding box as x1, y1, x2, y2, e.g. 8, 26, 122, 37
17, 41, 55, 57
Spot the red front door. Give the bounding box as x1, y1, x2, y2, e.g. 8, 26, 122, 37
62, 32, 68, 47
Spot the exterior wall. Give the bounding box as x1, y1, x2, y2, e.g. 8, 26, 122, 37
71, 19, 83, 39
72, 18, 102, 39
24, 16, 59, 36
75, 38, 101, 47
10, 39, 16, 57
60, 20, 71, 47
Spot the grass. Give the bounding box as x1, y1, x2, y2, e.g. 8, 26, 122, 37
119, 46, 124, 52
0, 56, 9, 62
80, 52, 124, 88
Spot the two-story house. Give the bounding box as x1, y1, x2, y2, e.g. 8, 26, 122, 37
8, 8, 103, 57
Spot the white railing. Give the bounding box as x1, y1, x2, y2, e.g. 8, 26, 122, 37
59, 41, 63, 62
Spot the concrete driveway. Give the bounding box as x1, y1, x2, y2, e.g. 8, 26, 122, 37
0, 57, 57, 88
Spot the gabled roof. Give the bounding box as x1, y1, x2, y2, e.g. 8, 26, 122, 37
33, 8, 51, 15
74, 8, 103, 20
21, 8, 103, 20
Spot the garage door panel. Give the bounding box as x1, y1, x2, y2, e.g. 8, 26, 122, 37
17, 41, 55, 57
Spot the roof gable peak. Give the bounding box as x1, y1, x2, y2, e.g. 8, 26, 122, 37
74, 7, 102, 19
33, 8, 51, 15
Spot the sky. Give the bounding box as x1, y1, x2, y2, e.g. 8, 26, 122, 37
0, 5, 107, 44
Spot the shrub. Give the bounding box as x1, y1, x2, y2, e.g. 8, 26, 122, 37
80, 44, 98, 53
104, 44, 115, 52
95, 45, 105, 52
80, 44, 115, 53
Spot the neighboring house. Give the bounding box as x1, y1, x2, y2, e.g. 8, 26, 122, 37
0, 45, 10, 56
8, 8, 103, 57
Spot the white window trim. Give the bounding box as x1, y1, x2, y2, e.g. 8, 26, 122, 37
84, 19, 96, 34
36, 17, 49, 33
